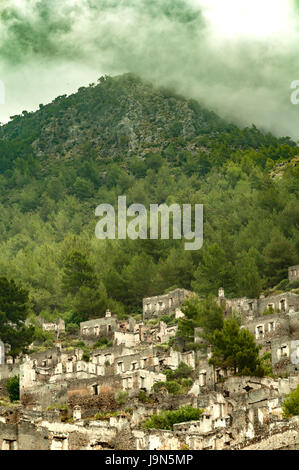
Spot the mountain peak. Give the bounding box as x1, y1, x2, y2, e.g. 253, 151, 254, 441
0, 73, 226, 164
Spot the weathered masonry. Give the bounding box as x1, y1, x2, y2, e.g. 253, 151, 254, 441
143, 289, 192, 320
0, 269, 298, 450
289, 265, 299, 283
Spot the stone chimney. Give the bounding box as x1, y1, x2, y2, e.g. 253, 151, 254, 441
218, 288, 225, 299
73, 406, 82, 421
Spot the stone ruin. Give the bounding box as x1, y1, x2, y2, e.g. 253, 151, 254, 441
289, 265, 299, 284
0, 281, 298, 450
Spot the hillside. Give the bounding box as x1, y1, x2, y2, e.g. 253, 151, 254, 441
0, 73, 298, 327
0, 74, 225, 163
0, 74, 295, 170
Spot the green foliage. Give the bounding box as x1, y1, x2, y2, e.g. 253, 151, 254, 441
62, 251, 98, 295
177, 295, 224, 347
192, 244, 234, 296
209, 318, 262, 376
152, 381, 167, 392
155, 343, 169, 351
181, 378, 193, 388
33, 326, 55, 345
93, 411, 119, 420
93, 337, 113, 349
159, 314, 176, 325
263, 306, 276, 316
143, 406, 203, 430
164, 381, 182, 394
115, 391, 128, 405
0, 277, 35, 357
259, 352, 273, 377
282, 385, 299, 418
153, 379, 185, 395
82, 352, 90, 362
139, 390, 153, 403
65, 323, 79, 335
235, 249, 263, 298
6, 375, 20, 402
46, 403, 68, 412
74, 341, 90, 362
0, 74, 298, 323
275, 279, 289, 291
165, 362, 193, 380
288, 280, 299, 289
264, 233, 297, 287
157, 363, 194, 393
152, 380, 177, 394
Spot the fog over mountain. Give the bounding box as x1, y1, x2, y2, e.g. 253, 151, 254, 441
1, 0, 299, 138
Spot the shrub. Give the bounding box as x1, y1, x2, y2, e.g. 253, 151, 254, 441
164, 363, 193, 381
82, 352, 90, 362
275, 279, 289, 291
44, 339, 55, 348
156, 343, 169, 351
173, 362, 193, 379
263, 306, 275, 316
257, 352, 273, 377
6, 375, 20, 402
47, 403, 68, 412
153, 381, 166, 392
143, 406, 203, 430
34, 327, 55, 344
115, 391, 128, 405
139, 390, 152, 403
288, 280, 299, 289
66, 323, 79, 334
282, 385, 299, 418
181, 378, 193, 388
165, 381, 181, 394
147, 318, 159, 326
94, 411, 118, 420
165, 369, 175, 380
186, 342, 202, 351
93, 337, 112, 349
159, 315, 176, 325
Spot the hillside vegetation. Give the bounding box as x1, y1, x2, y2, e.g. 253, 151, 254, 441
0, 73, 298, 328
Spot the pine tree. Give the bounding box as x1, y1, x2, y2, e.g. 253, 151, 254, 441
0, 277, 34, 357
209, 318, 261, 375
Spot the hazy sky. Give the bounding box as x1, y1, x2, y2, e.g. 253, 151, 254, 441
1, 0, 299, 138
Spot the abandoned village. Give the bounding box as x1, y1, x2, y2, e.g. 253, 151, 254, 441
0, 265, 299, 451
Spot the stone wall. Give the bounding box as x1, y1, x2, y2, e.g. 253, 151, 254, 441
143, 289, 193, 320
289, 265, 299, 284
0, 364, 20, 398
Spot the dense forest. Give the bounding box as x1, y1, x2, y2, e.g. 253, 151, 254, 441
0, 73, 298, 332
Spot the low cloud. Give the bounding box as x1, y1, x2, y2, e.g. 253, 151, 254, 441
0, 0, 299, 138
